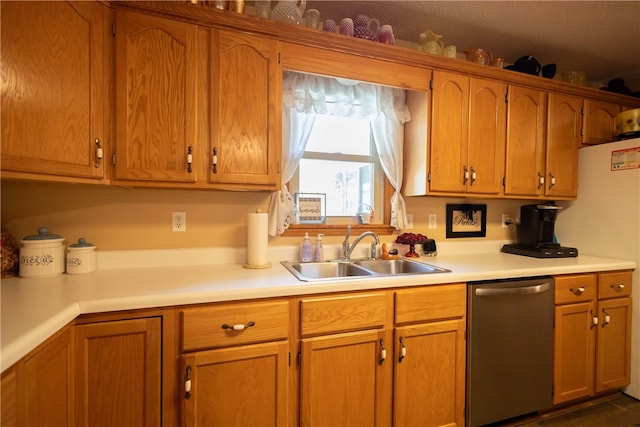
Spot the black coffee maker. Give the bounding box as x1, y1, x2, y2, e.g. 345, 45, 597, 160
502, 204, 578, 258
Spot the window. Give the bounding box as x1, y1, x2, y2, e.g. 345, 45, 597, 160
290, 115, 384, 224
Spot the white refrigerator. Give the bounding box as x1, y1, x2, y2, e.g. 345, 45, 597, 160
556, 137, 640, 399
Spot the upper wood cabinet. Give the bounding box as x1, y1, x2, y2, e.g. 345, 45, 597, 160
407, 71, 505, 197
582, 99, 620, 145
113, 10, 202, 184
208, 30, 281, 190
545, 93, 581, 198
504, 86, 547, 197
1, 1, 109, 182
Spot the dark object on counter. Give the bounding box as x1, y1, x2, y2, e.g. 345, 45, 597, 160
502, 203, 578, 258
1, 228, 20, 277
601, 78, 632, 95
507, 55, 541, 76
541, 63, 556, 79
422, 239, 437, 256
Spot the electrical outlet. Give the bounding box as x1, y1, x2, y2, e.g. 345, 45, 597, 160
405, 213, 414, 229
172, 211, 186, 232
428, 214, 437, 229
502, 214, 510, 228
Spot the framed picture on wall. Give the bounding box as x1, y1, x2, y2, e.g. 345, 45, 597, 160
446, 204, 487, 238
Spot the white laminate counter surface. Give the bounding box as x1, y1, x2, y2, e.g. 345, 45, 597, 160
1, 243, 636, 373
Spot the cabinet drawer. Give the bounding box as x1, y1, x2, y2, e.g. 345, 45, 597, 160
300, 292, 388, 337
598, 271, 632, 299
554, 274, 597, 304
181, 300, 289, 352
395, 283, 466, 324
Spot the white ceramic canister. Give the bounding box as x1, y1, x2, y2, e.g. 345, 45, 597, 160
19, 227, 65, 277
66, 238, 97, 274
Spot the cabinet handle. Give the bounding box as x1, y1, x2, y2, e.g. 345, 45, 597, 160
602, 308, 611, 327
570, 287, 586, 295
221, 321, 255, 331
379, 339, 386, 365
187, 146, 193, 173
398, 336, 407, 363
611, 283, 625, 290
470, 166, 477, 185
94, 138, 103, 168
537, 172, 545, 189
184, 365, 192, 399
212, 148, 218, 174
590, 309, 599, 329
463, 166, 469, 184
548, 172, 556, 189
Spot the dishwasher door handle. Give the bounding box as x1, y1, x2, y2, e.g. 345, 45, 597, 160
475, 282, 551, 296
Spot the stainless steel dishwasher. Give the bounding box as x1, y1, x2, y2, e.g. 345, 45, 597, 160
466, 277, 554, 427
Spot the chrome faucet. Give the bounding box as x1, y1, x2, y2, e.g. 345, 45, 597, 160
342, 225, 380, 260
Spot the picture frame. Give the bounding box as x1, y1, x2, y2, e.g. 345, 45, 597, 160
295, 193, 326, 224
446, 204, 487, 238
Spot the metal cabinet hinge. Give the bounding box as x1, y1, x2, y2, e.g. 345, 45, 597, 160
429, 79, 434, 90
297, 352, 301, 366
278, 52, 281, 64
288, 352, 291, 366
505, 92, 509, 103
112, 153, 116, 166
427, 172, 431, 182
112, 23, 116, 37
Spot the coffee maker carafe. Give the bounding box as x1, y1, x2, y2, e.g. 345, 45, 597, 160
517, 204, 561, 248
502, 204, 578, 258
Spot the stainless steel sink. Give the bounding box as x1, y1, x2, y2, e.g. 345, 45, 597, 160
352, 258, 450, 275
281, 259, 449, 282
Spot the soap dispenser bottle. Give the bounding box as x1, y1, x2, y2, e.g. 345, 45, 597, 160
313, 234, 324, 262
300, 232, 313, 262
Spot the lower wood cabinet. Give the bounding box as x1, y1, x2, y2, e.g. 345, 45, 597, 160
394, 284, 467, 427
179, 299, 291, 427
553, 271, 632, 405
298, 292, 392, 426
75, 316, 162, 426
1, 324, 75, 427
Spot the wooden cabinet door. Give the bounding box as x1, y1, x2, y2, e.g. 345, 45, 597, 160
75, 317, 161, 427
300, 329, 390, 427
553, 301, 596, 405
595, 297, 632, 393
546, 93, 581, 198
114, 10, 200, 183
181, 341, 289, 427
429, 71, 469, 193
505, 86, 547, 197
394, 319, 466, 427
209, 30, 280, 189
467, 78, 506, 195
583, 99, 620, 145
1, 1, 107, 180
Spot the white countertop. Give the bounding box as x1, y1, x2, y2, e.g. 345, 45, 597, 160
1, 241, 636, 373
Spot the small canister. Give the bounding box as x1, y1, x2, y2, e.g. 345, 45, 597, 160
66, 238, 97, 274
19, 227, 65, 277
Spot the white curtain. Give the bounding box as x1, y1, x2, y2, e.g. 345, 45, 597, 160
268, 71, 411, 236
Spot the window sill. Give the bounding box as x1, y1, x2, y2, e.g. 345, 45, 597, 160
282, 223, 395, 237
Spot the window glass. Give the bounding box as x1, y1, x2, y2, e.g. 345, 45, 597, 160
292, 114, 383, 222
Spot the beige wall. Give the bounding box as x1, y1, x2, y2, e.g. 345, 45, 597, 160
1, 180, 524, 250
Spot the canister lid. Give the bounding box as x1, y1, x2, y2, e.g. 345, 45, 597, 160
69, 238, 95, 248
22, 227, 64, 241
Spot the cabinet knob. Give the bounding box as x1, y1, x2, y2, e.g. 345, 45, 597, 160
398, 336, 407, 363
548, 172, 556, 189
212, 148, 218, 174
611, 283, 625, 290
221, 321, 255, 331
602, 308, 611, 327
94, 138, 103, 168
463, 166, 469, 184
570, 286, 585, 295
184, 365, 192, 400
537, 172, 545, 189
379, 339, 386, 365
590, 309, 599, 329
187, 146, 193, 173
470, 166, 477, 185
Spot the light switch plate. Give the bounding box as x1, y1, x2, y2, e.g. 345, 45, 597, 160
428, 214, 437, 229
405, 213, 414, 229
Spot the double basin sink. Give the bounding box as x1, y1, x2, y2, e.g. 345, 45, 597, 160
281, 258, 450, 282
